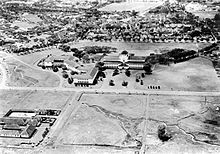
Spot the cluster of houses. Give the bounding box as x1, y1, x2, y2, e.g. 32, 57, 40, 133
0, 0, 218, 56
0, 109, 60, 139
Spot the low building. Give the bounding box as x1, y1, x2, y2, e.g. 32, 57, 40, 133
0, 129, 20, 138
73, 67, 99, 85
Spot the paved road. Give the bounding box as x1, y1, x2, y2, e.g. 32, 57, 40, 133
2, 85, 220, 97
140, 94, 150, 154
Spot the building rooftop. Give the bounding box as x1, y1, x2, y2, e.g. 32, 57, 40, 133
73, 66, 99, 80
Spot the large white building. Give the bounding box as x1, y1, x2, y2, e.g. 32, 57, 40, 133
102, 51, 146, 70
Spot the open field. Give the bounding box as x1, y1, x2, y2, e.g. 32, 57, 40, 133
56, 93, 145, 148
192, 11, 218, 19
99, 2, 162, 13
71, 41, 202, 56
4, 57, 60, 87
0, 90, 73, 117
144, 95, 220, 153
135, 57, 220, 91
15, 48, 65, 65
11, 21, 37, 31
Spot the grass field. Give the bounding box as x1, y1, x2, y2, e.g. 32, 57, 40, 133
56, 93, 145, 147
149, 96, 220, 148
99, 2, 162, 13
71, 41, 201, 56
136, 57, 220, 91
0, 90, 73, 116
4, 58, 60, 87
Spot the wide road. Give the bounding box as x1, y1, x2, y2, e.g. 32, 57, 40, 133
1, 85, 220, 96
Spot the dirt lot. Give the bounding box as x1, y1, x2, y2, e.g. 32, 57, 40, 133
56, 93, 145, 148
4, 58, 60, 87
136, 57, 220, 91
147, 95, 220, 152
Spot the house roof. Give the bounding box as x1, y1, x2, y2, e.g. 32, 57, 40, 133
20, 125, 36, 138
3, 124, 21, 130
102, 55, 120, 62
73, 67, 99, 80
0, 117, 27, 126
0, 130, 20, 137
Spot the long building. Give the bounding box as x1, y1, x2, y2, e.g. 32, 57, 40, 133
102, 50, 147, 70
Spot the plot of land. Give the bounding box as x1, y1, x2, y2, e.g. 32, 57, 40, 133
136, 57, 220, 91
147, 95, 220, 151
71, 41, 201, 56
56, 94, 145, 148
4, 58, 60, 87
99, 2, 162, 13
0, 90, 73, 116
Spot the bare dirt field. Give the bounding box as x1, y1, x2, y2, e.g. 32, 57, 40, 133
146, 95, 220, 153
136, 57, 220, 91
4, 57, 60, 87
56, 93, 145, 148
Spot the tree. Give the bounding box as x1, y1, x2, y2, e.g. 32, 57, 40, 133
63, 73, 68, 79
157, 124, 172, 142
125, 69, 131, 77
112, 68, 119, 76
52, 66, 58, 72
70, 71, 77, 75
109, 80, 114, 86
140, 80, 143, 85
68, 77, 73, 84
143, 63, 152, 74
122, 81, 128, 87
